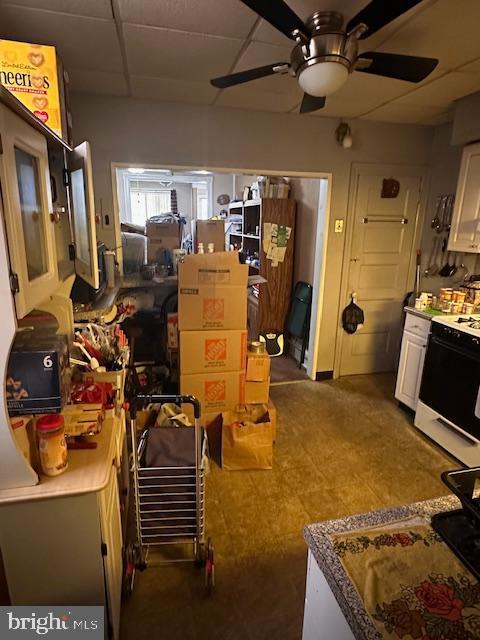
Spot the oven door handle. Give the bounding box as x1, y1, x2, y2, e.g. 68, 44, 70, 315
437, 415, 480, 445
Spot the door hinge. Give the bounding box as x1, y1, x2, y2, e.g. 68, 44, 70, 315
63, 168, 70, 188
101, 542, 108, 557
9, 272, 19, 294
0, 133, 3, 155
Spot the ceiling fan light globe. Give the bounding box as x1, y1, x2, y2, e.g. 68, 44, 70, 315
298, 61, 348, 97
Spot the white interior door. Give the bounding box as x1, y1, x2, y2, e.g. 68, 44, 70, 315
340, 172, 421, 376
70, 141, 99, 288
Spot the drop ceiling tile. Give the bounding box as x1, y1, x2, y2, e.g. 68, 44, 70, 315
307, 97, 375, 118
459, 58, 480, 74
124, 24, 243, 80
131, 75, 218, 105
0, 5, 122, 72
376, 0, 480, 70
394, 71, 480, 107
316, 71, 414, 112
117, 0, 256, 39
216, 85, 300, 112
360, 103, 447, 124
417, 109, 454, 126
68, 69, 128, 97
1, 0, 112, 18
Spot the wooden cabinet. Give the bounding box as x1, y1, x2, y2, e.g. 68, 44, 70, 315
0, 102, 59, 318
229, 198, 296, 338
448, 142, 480, 253
395, 313, 430, 411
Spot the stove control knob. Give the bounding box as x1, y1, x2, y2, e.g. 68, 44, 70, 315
453, 331, 461, 339
473, 338, 480, 345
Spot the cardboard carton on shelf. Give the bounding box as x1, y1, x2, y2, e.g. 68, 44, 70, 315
180, 370, 245, 415
146, 220, 182, 263
246, 352, 270, 382
244, 377, 270, 405
195, 219, 225, 253
180, 330, 247, 375
178, 251, 248, 331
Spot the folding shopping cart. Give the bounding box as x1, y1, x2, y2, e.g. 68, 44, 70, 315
124, 394, 214, 595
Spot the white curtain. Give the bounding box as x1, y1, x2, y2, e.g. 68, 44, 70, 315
129, 190, 172, 225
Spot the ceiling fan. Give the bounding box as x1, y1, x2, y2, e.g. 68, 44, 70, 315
210, 0, 439, 113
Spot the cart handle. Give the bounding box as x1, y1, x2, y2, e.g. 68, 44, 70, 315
130, 394, 201, 420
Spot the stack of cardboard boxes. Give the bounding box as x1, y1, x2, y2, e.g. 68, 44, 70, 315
178, 252, 248, 419
178, 252, 276, 467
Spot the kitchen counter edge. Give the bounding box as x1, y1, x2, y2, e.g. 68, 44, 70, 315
303, 495, 460, 640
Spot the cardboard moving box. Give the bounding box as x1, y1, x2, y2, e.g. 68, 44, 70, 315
195, 220, 225, 253
146, 220, 182, 263
178, 252, 248, 331
246, 352, 271, 382
244, 378, 270, 405
180, 370, 245, 414
180, 330, 247, 374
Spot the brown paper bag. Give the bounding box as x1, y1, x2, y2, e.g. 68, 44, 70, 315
222, 411, 273, 471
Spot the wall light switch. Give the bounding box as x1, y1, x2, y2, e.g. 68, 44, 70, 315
335, 219, 344, 233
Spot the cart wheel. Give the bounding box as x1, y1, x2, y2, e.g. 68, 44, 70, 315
205, 538, 215, 596
122, 544, 137, 600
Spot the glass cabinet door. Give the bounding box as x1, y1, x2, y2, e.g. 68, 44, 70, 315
0, 103, 58, 319
14, 147, 48, 281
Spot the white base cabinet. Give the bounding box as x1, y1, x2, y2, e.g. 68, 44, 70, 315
302, 550, 355, 640
395, 312, 430, 411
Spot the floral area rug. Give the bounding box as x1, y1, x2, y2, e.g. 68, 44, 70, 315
331, 517, 480, 640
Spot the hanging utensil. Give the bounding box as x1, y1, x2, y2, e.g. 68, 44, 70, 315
431, 195, 442, 230
445, 194, 455, 233
436, 195, 448, 233
439, 250, 453, 277
424, 237, 439, 277
448, 253, 458, 278
453, 254, 468, 284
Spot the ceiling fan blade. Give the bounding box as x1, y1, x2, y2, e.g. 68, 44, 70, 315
347, 0, 424, 39
240, 0, 308, 40
211, 63, 289, 89
300, 94, 326, 114
356, 52, 438, 82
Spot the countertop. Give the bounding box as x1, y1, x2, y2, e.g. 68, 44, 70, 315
404, 306, 445, 321
0, 409, 124, 505
304, 495, 460, 640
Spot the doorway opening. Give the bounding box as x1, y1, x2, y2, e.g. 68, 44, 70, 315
111, 163, 331, 381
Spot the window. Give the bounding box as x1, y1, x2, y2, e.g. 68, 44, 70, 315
129, 190, 172, 225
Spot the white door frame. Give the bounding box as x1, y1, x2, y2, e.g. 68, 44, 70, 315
111, 162, 332, 380
334, 162, 429, 379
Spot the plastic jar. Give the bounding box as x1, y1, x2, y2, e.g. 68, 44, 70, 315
10, 417, 31, 463
36, 414, 68, 477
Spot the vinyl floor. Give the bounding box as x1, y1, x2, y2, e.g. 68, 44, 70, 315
121, 374, 456, 640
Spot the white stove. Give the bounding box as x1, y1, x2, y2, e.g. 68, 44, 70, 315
415, 313, 480, 467
432, 313, 480, 337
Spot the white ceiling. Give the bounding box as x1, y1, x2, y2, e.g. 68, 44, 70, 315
0, 0, 480, 125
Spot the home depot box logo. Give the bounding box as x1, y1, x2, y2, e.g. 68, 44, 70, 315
205, 339, 227, 363
204, 379, 226, 403
203, 299, 224, 322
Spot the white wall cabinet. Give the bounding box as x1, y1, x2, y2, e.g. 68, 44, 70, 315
395, 313, 430, 411
0, 102, 59, 318
448, 141, 480, 253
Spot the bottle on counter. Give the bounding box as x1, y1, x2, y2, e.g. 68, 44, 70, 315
10, 417, 31, 463
36, 414, 68, 477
